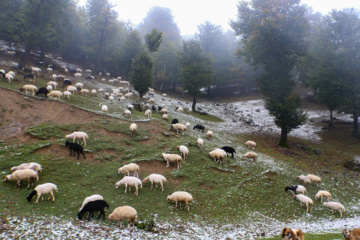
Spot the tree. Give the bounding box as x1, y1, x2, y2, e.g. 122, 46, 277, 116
129, 50, 154, 104
144, 29, 163, 52
178, 39, 213, 111
231, 0, 309, 147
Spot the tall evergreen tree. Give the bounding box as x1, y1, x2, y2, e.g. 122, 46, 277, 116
231, 0, 309, 147
144, 29, 163, 53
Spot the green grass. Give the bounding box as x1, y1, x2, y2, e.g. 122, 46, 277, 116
185, 110, 224, 122
262, 232, 343, 240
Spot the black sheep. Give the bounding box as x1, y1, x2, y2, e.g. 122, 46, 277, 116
151, 105, 156, 112
63, 79, 72, 87
193, 124, 205, 132
171, 119, 179, 124
285, 185, 299, 193
65, 141, 86, 160
78, 200, 109, 221
221, 146, 236, 158
35, 87, 49, 98
23, 73, 34, 81
157, 106, 162, 111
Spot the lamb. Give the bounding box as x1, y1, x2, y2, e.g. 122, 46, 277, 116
20, 85, 38, 95
123, 109, 132, 119
172, 123, 187, 135
296, 175, 311, 186
162, 114, 168, 122
78, 200, 109, 221
209, 149, 227, 164
48, 90, 63, 99
161, 153, 182, 169
115, 176, 142, 196
245, 140, 256, 150
221, 146, 236, 158
315, 190, 331, 202
167, 191, 193, 211
11, 162, 42, 173
145, 109, 152, 119
185, 122, 190, 130
65, 131, 89, 146
142, 174, 167, 192
242, 151, 258, 162
130, 123, 137, 137
79, 194, 104, 212
118, 163, 140, 177
342, 228, 360, 240
108, 206, 137, 229
177, 145, 189, 161
293, 194, 313, 212
306, 174, 321, 187
66, 141, 86, 159
322, 201, 345, 218
197, 138, 204, 150
193, 124, 205, 132
284, 185, 307, 195
99, 103, 108, 114
26, 183, 58, 203
63, 91, 72, 100
4, 169, 39, 189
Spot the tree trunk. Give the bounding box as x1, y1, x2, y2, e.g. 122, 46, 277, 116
352, 112, 359, 137
278, 128, 289, 148
329, 109, 333, 128
18, 49, 30, 70
192, 96, 197, 112
160, 80, 163, 92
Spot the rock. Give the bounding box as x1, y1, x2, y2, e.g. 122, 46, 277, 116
344, 160, 360, 171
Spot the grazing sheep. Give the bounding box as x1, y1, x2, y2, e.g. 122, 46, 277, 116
79, 194, 104, 212
245, 140, 256, 150
197, 138, 204, 150
74, 73, 82, 79
177, 145, 189, 161
80, 89, 90, 95
206, 130, 214, 141
4, 169, 39, 189
284, 185, 306, 195
63, 90, 72, 100
161, 153, 182, 169
147, 98, 155, 104
209, 149, 227, 164
91, 89, 97, 96
5, 73, 14, 83
162, 114, 168, 122
293, 194, 313, 212
65, 141, 86, 159
108, 206, 137, 229
175, 106, 184, 112
221, 146, 236, 158
11, 162, 42, 173
26, 183, 58, 203
145, 109, 152, 119
48, 90, 63, 99
65, 131, 89, 146
242, 152, 258, 162
66, 85, 77, 93
171, 119, 179, 125
306, 174, 321, 187
99, 103, 108, 114
23, 73, 35, 82
185, 122, 190, 130
63, 79, 72, 87
281, 228, 304, 240
159, 108, 168, 114
46, 85, 53, 92
193, 124, 205, 132
142, 174, 167, 192
47, 81, 58, 89
172, 123, 187, 135
118, 163, 140, 177
115, 176, 142, 196
78, 200, 109, 221
75, 82, 84, 89
296, 175, 311, 186
322, 201, 345, 218
130, 123, 137, 137
47, 67, 53, 73
167, 191, 193, 211
342, 228, 360, 240
123, 109, 132, 119
20, 85, 38, 95
31, 67, 41, 75
315, 190, 331, 202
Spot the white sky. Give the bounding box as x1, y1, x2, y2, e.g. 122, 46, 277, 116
79, 0, 360, 36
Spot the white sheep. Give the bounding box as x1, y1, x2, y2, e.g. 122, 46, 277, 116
11, 162, 42, 173
315, 190, 331, 202
241, 151, 258, 162
176, 106, 184, 113
47, 81, 58, 89
161, 153, 182, 169
4, 169, 39, 189
209, 149, 227, 164
142, 174, 167, 192
172, 123, 187, 135
147, 98, 155, 104
79, 194, 104, 211
108, 206, 137, 229
177, 145, 189, 161
66, 85, 77, 94
50, 74, 57, 81
118, 163, 140, 177
48, 90, 63, 99
197, 138, 204, 150
130, 123, 137, 137
74, 73, 82, 79
145, 109, 152, 119
26, 183, 58, 203
185, 122, 190, 130
47, 67, 53, 73
322, 201, 345, 218
162, 114, 168, 122
296, 175, 311, 186
115, 176, 142, 196
99, 103, 108, 114
5, 73, 14, 83
160, 108, 168, 114
293, 194, 313, 212
31, 67, 41, 75
63, 91, 72, 100
123, 109, 132, 119
206, 130, 213, 141
46, 85, 53, 92
65, 131, 89, 146
307, 174, 321, 187
75, 82, 84, 89
167, 191, 193, 211
245, 140, 256, 150
91, 89, 97, 96
20, 85, 38, 96
80, 89, 90, 95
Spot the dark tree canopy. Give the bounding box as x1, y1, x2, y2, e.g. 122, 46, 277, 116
145, 29, 163, 52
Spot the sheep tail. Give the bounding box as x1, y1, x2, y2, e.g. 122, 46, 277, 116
27, 190, 37, 202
